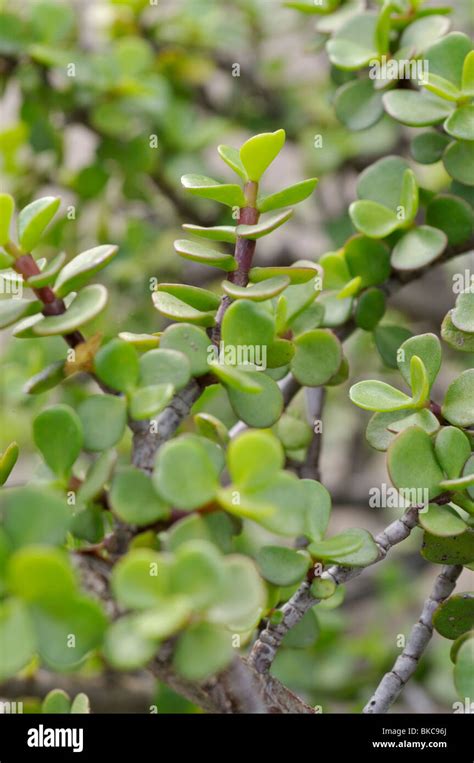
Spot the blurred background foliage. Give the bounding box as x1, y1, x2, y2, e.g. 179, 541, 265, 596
0, 0, 472, 713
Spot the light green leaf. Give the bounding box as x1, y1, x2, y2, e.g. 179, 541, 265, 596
435, 426, 471, 480
139, 348, 191, 391
104, 615, 158, 670
182, 224, 237, 244
0, 297, 42, 329
326, 12, 378, 70
309, 528, 378, 566
387, 426, 444, 500
173, 239, 236, 272
170, 540, 224, 611
33, 405, 83, 479
160, 323, 210, 377
383, 90, 453, 126
33, 284, 108, 336
42, 689, 71, 714
228, 430, 284, 490
77, 394, 127, 451
208, 360, 263, 392
409, 356, 430, 407
349, 200, 400, 238
94, 338, 139, 393
8, 547, 76, 603
334, 78, 383, 131
462, 50, 474, 94
443, 140, 474, 186
0, 599, 35, 680
111, 549, 169, 610
173, 622, 233, 682
433, 593, 474, 639
239, 129, 286, 182
442, 369, 474, 427
0, 193, 14, 246
18, 196, 60, 251
129, 383, 174, 420
181, 174, 245, 207
399, 169, 419, 225
110, 467, 170, 526
153, 435, 220, 511
258, 178, 318, 213
454, 638, 474, 700
391, 225, 447, 271
217, 144, 247, 180
249, 266, 316, 285
207, 555, 266, 631
236, 209, 293, 240
444, 105, 474, 141
290, 329, 342, 386
0, 487, 70, 549
222, 275, 290, 302
350, 380, 413, 412
452, 290, 474, 333
0, 442, 19, 486
419, 504, 467, 537
54, 245, 118, 297
257, 546, 309, 586
152, 291, 216, 327
344, 235, 391, 286
227, 371, 283, 427
26, 252, 67, 288
422, 72, 462, 102
156, 283, 220, 312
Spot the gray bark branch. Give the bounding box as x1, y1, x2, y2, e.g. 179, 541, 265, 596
363, 564, 463, 714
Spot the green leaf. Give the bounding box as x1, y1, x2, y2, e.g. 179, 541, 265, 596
450, 630, 474, 664
104, 615, 158, 670
452, 290, 474, 333
0, 599, 35, 680
42, 689, 71, 714
257, 546, 309, 586
135, 598, 191, 640
410, 131, 451, 164
182, 224, 237, 244
94, 338, 139, 393
399, 169, 419, 225
26, 252, 67, 288
222, 275, 290, 302
276, 413, 312, 450
442, 370, 474, 427
439, 474, 474, 491
129, 383, 174, 421
227, 371, 283, 427
426, 195, 473, 246
454, 638, 474, 700
236, 210, 293, 240
160, 323, 210, 377
173, 622, 233, 682
110, 467, 170, 526
111, 549, 169, 610
208, 360, 263, 392
419, 504, 467, 537
290, 329, 342, 386
118, 332, 160, 351
221, 299, 274, 351
349, 380, 413, 412
366, 409, 439, 452
422, 72, 462, 102
344, 235, 391, 286
309, 528, 378, 566
0, 297, 42, 329
422, 529, 474, 565
391, 226, 447, 271
355, 288, 386, 330
349, 200, 399, 238
249, 266, 316, 285
153, 435, 220, 510
0, 441, 19, 486
0, 193, 14, 246
18, 196, 60, 251
302, 479, 332, 542
228, 430, 284, 490
156, 284, 220, 312
139, 348, 191, 391
387, 426, 444, 500
181, 174, 245, 207
409, 356, 430, 407
70, 693, 90, 714
383, 90, 452, 126
152, 291, 215, 327
207, 555, 266, 631
310, 577, 337, 600
0, 487, 70, 549
442, 310, 474, 353
217, 144, 247, 180
31, 596, 107, 670
173, 239, 237, 272
462, 49, 474, 95
33, 284, 108, 336
170, 540, 225, 610
8, 547, 76, 603
357, 156, 410, 212
374, 325, 413, 368
433, 593, 474, 639
435, 426, 471, 479
76, 450, 116, 505
326, 12, 378, 70
443, 140, 474, 186
0, 248, 14, 269
400, 15, 451, 54
401, 336, 441, 394
334, 78, 383, 131
77, 394, 127, 451
425, 32, 472, 89
33, 404, 83, 479
54, 245, 118, 298
444, 105, 474, 141
239, 129, 286, 182
258, 178, 318, 213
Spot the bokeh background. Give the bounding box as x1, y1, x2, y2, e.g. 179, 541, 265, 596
0, 0, 472, 712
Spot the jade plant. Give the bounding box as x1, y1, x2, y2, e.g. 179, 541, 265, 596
0, 1, 473, 716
